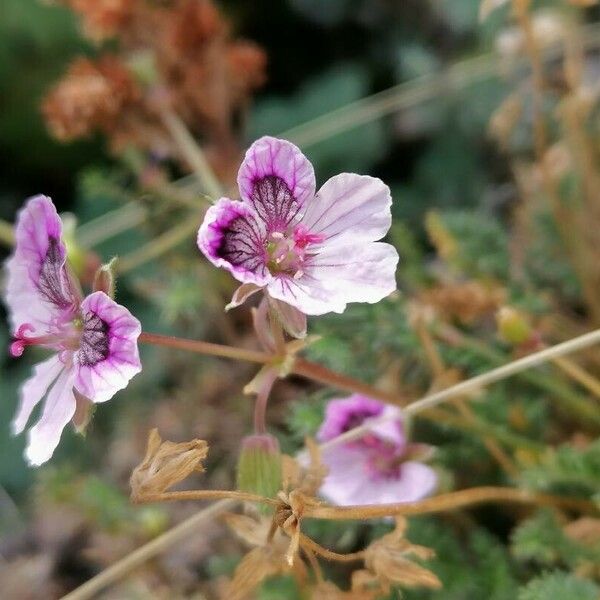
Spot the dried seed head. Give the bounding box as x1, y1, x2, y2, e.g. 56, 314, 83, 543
42, 56, 140, 142
363, 517, 441, 593
420, 281, 506, 326
130, 428, 208, 502
223, 513, 306, 600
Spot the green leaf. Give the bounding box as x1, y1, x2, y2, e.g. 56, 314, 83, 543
518, 572, 600, 600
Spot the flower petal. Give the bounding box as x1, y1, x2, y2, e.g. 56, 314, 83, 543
237, 137, 315, 229
317, 395, 384, 442
198, 198, 270, 286
266, 273, 346, 315
366, 405, 406, 447
12, 355, 64, 435
4, 195, 79, 333
304, 241, 399, 311
319, 446, 370, 506
74, 291, 142, 403
25, 368, 76, 466
301, 174, 392, 247
353, 462, 437, 505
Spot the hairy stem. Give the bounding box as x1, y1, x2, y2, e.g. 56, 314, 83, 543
303, 487, 597, 521
291, 357, 407, 406
299, 533, 365, 562
139, 331, 272, 364
133, 489, 277, 507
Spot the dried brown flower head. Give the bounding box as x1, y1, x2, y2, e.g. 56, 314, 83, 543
361, 517, 441, 594
420, 281, 506, 325
293, 438, 328, 498
60, 0, 138, 41
130, 428, 208, 502
42, 56, 140, 142
223, 513, 307, 600
44, 0, 267, 175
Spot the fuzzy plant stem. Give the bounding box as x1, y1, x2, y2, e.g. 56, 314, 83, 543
133, 489, 279, 507
140, 327, 600, 418
138, 331, 272, 364
303, 486, 598, 521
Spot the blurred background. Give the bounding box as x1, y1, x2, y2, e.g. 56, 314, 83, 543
2, 0, 600, 598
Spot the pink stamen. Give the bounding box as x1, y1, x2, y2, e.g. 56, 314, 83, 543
293, 225, 325, 249
9, 322, 65, 357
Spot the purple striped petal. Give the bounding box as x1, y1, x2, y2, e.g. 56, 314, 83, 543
238, 137, 315, 230
74, 291, 141, 404
198, 198, 270, 286
5, 195, 79, 333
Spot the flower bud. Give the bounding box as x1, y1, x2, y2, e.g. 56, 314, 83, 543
93, 257, 117, 298
496, 306, 533, 346
237, 434, 282, 500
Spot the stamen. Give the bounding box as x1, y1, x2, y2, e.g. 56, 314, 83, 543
10, 340, 26, 357
293, 270, 304, 280
271, 231, 284, 239
9, 322, 69, 357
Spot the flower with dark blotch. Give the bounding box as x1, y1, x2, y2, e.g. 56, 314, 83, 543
197, 136, 399, 316
4, 195, 141, 466
317, 395, 437, 506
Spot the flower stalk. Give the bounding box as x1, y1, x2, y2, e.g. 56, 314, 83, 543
302, 486, 598, 521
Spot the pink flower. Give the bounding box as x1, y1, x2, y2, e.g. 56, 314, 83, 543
197, 136, 399, 316
4, 195, 141, 466
317, 395, 437, 506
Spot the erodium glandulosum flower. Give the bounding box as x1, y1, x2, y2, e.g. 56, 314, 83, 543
317, 395, 437, 506
198, 136, 399, 317
4, 195, 141, 466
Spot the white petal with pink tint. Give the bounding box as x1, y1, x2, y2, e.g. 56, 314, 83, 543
319, 447, 368, 506
238, 136, 316, 209
74, 291, 142, 403
305, 241, 399, 309
12, 356, 64, 436
25, 368, 76, 466
266, 273, 346, 315
302, 174, 392, 247
352, 462, 438, 505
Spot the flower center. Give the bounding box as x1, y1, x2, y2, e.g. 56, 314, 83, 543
265, 225, 324, 278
